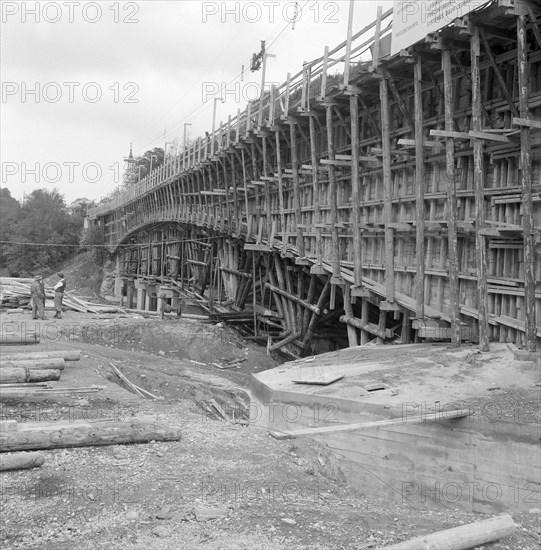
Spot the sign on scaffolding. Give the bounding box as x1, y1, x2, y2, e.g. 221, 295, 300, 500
391, 0, 491, 55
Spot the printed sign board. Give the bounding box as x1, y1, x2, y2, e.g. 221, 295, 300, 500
391, 0, 490, 55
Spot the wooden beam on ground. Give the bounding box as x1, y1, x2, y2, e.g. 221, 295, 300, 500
0, 359, 66, 371
0, 333, 39, 345
280, 409, 470, 438
0, 350, 80, 362
0, 451, 45, 472
0, 368, 61, 384
375, 514, 515, 550
0, 417, 181, 452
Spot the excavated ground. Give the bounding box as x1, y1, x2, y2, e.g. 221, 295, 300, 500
0, 311, 540, 550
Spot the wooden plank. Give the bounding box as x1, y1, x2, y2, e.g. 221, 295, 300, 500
281, 409, 470, 438
512, 116, 541, 129
265, 283, 320, 315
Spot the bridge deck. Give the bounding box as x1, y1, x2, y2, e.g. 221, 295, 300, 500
88, 2, 541, 354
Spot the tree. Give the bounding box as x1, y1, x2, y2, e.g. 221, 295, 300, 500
124, 147, 164, 183
0, 188, 22, 273
0, 188, 87, 276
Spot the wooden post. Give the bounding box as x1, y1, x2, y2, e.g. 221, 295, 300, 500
320, 46, 329, 100
349, 93, 362, 287
413, 57, 425, 318
343, 283, 359, 347
309, 114, 323, 267
518, 12, 537, 352
371, 6, 383, 72
262, 135, 272, 242
380, 75, 395, 302
471, 26, 489, 352
289, 119, 305, 257
442, 49, 461, 346
326, 104, 341, 279
343, 0, 355, 87
275, 130, 287, 254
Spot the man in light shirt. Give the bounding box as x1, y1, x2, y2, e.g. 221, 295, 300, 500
53, 273, 66, 319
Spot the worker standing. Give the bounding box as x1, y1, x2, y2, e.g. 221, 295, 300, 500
53, 273, 66, 319
30, 275, 46, 320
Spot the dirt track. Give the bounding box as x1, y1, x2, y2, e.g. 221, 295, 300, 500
0, 312, 540, 549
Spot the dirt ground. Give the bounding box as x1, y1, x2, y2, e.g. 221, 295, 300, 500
1, 310, 540, 550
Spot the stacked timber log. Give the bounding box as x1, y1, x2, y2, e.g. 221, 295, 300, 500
0, 277, 125, 314
0, 349, 79, 387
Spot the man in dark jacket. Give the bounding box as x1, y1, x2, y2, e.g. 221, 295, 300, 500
53, 273, 66, 319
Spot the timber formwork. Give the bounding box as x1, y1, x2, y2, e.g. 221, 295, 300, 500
88, 2, 541, 355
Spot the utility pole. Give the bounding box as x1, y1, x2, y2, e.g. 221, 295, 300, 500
251, 40, 276, 128
123, 143, 137, 185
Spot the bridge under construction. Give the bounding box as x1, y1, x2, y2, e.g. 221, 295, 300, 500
88, 1, 541, 357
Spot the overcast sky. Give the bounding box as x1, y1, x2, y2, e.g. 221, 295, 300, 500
1, 0, 394, 204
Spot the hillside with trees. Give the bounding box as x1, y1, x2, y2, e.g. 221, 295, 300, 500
0, 188, 94, 277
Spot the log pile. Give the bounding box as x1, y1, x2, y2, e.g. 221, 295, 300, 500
0, 277, 126, 314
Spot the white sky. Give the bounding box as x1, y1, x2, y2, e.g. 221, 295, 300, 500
1, 0, 394, 204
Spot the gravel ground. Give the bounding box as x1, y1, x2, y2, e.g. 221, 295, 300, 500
0, 313, 540, 550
